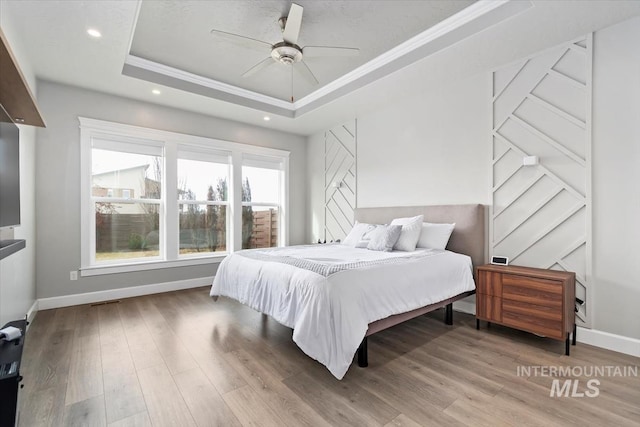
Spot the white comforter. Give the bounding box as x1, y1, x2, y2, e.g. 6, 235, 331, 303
210, 244, 475, 379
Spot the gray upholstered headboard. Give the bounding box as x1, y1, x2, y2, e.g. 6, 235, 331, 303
354, 204, 487, 267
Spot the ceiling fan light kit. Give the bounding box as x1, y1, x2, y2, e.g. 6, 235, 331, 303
209, 2, 359, 101
271, 42, 303, 65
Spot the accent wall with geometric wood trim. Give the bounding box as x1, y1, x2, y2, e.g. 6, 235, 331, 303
491, 35, 592, 327
324, 120, 356, 242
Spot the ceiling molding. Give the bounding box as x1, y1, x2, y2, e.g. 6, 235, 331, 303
122, 0, 532, 119
294, 0, 527, 110
122, 54, 296, 116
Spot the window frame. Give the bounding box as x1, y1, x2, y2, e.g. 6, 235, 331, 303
79, 117, 289, 277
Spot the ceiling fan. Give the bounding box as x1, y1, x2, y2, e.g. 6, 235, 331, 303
210, 3, 359, 101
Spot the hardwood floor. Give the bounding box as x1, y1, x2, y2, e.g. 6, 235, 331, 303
18, 287, 639, 426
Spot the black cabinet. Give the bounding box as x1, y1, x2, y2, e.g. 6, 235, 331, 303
0, 319, 26, 427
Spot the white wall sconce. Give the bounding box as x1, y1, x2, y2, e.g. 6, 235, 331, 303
523, 155, 539, 166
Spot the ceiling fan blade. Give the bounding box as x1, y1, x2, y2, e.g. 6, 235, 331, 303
242, 57, 275, 78
210, 28, 272, 52
303, 46, 360, 57
282, 3, 303, 45
295, 60, 319, 86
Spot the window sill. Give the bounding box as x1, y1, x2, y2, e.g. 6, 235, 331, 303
80, 254, 227, 277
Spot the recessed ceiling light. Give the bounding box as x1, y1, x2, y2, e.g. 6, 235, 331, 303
87, 28, 102, 38
152, 89, 161, 95
263, 116, 271, 121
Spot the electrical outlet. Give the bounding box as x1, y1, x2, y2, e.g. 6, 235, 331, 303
70, 271, 78, 281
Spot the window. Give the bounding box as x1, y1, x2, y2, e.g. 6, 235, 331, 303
177, 148, 230, 256
80, 118, 289, 276
90, 141, 163, 264
242, 155, 285, 249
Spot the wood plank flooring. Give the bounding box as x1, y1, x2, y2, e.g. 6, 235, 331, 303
18, 287, 640, 426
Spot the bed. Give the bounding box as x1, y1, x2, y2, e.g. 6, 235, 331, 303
210, 204, 486, 379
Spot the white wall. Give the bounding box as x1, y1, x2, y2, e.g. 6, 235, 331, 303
307, 131, 325, 243
0, 8, 38, 324
307, 72, 491, 238
307, 16, 640, 341
35, 81, 306, 299
591, 16, 640, 340
356, 73, 491, 208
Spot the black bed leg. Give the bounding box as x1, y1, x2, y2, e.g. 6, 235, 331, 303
357, 337, 368, 367
445, 303, 453, 325
572, 323, 577, 346
476, 318, 480, 330
565, 334, 570, 356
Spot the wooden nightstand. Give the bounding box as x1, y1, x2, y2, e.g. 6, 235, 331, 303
475, 264, 576, 355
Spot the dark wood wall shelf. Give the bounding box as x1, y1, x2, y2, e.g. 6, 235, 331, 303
0, 239, 26, 260
0, 28, 45, 127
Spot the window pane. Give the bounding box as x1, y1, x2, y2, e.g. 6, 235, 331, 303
179, 204, 227, 254
241, 166, 279, 203
95, 202, 160, 261
242, 206, 278, 249
92, 149, 162, 199
178, 158, 229, 202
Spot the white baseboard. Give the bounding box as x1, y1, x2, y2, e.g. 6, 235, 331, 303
26, 299, 39, 327
38, 276, 213, 310
453, 299, 476, 315
576, 326, 640, 358
452, 299, 639, 358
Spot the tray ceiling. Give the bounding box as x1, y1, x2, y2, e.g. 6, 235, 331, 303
123, 0, 531, 117
129, 1, 474, 101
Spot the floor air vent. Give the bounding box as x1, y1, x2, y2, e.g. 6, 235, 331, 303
90, 300, 121, 307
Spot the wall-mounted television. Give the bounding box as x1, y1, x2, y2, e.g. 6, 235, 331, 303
0, 103, 20, 229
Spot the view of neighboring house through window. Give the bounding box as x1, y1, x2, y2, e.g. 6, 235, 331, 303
91, 142, 163, 263
80, 118, 289, 275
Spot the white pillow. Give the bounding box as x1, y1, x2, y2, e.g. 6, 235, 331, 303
342, 222, 375, 247
366, 224, 402, 252
417, 222, 456, 250
390, 215, 423, 251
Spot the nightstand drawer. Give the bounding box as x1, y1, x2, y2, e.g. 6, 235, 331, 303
476, 270, 502, 296
502, 310, 564, 340
502, 274, 562, 307
476, 295, 502, 322
503, 299, 562, 321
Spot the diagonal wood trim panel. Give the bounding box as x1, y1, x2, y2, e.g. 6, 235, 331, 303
324, 120, 357, 242
491, 35, 592, 327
